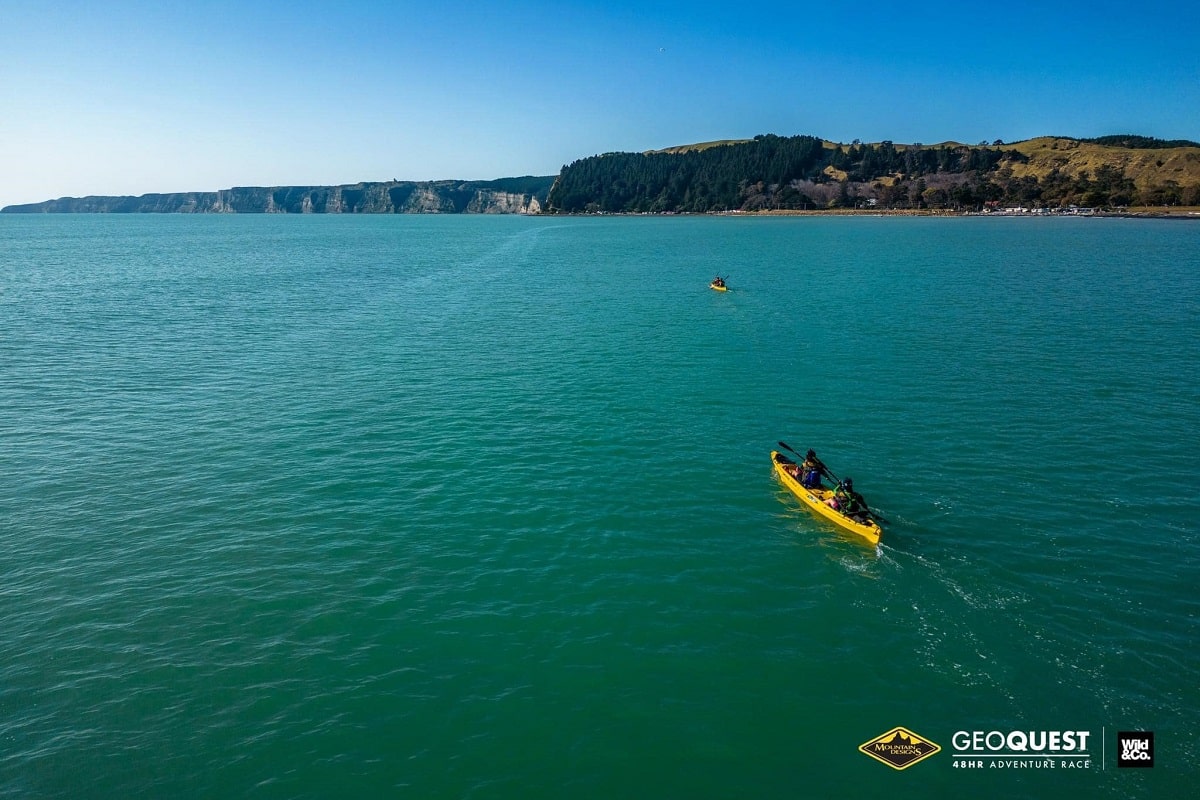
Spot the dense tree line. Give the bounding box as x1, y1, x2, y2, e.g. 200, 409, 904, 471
545, 135, 1019, 213
1082, 135, 1200, 149
545, 134, 1198, 213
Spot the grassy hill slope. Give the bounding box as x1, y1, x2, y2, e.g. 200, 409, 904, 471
650, 136, 1200, 194
1007, 137, 1200, 194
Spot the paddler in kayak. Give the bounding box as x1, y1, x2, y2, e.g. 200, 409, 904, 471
711, 275, 725, 288
800, 449, 825, 489
786, 451, 822, 484
828, 477, 872, 524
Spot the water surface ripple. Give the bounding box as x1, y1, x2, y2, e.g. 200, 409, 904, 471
1, 215, 1196, 799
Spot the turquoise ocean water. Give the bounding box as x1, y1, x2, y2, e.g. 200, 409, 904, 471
1, 214, 1197, 798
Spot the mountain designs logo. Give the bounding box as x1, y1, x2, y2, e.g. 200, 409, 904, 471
859, 727, 942, 770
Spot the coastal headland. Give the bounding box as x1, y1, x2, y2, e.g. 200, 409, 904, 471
4, 134, 1198, 216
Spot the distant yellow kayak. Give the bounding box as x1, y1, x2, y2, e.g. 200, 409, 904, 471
771, 450, 882, 545
709, 281, 728, 291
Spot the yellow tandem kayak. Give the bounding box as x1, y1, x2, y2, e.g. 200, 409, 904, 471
709, 281, 728, 291
771, 450, 882, 545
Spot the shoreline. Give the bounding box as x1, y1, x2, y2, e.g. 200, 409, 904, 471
5, 206, 1198, 219
751, 207, 1200, 219
544, 207, 1200, 219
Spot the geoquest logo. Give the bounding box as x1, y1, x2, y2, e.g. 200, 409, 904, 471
1117, 731, 1154, 768
951, 729, 1093, 770
952, 730, 1091, 753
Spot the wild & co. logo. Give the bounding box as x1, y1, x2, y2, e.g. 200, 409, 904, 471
859, 727, 941, 770
1117, 731, 1154, 768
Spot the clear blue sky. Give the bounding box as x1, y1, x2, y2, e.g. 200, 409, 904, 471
2, 0, 1197, 207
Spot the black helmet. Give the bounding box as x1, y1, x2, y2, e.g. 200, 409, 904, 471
806, 449, 816, 459
843, 477, 853, 488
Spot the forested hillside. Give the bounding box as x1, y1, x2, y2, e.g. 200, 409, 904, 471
545, 134, 1200, 213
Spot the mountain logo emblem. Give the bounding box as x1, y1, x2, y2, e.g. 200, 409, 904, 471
859, 727, 942, 770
